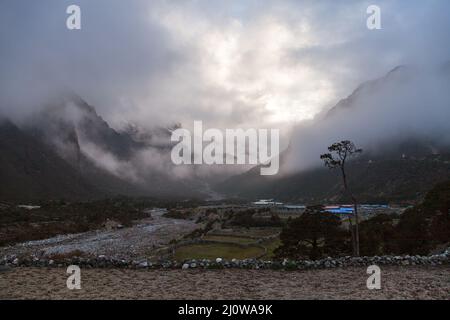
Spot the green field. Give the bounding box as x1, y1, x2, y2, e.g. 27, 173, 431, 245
261, 238, 281, 259
174, 243, 265, 260
219, 227, 281, 238
202, 235, 256, 244
175, 227, 282, 261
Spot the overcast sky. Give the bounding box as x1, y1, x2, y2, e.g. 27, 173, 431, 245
1, 0, 450, 132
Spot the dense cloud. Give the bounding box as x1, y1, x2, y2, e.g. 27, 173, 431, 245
285, 65, 450, 173
1, 1, 449, 177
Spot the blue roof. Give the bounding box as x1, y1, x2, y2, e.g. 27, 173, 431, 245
325, 208, 354, 214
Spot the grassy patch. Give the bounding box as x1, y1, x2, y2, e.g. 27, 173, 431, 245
174, 243, 264, 260
261, 238, 281, 259
202, 235, 256, 244
210, 227, 281, 238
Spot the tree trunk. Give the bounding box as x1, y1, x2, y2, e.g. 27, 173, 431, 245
341, 167, 360, 256
352, 199, 360, 257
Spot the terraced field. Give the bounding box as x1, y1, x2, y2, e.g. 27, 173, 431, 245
174, 243, 265, 260
202, 235, 257, 244
174, 228, 281, 260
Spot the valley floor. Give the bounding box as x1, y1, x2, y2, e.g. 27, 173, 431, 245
0, 211, 197, 260
1, 265, 448, 300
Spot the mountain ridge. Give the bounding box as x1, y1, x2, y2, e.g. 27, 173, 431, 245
215, 64, 450, 203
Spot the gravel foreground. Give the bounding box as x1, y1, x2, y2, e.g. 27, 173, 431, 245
0, 266, 449, 300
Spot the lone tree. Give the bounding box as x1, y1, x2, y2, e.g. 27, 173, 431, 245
275, 205, 349, 260
320, 140, 362, 256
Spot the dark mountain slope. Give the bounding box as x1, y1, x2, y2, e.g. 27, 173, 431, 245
217, 154, 450, 204
216, 65, 450, 203
0, 120, 101, 201
2, 95, 206, 200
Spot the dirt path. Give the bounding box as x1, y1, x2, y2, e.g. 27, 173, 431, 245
1, 266, 448, 300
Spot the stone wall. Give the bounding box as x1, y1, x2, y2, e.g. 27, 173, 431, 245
1, 247, 448, 270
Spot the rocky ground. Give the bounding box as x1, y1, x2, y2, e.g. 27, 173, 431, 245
0, 211, 197, 260
0, 265, 448, 300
